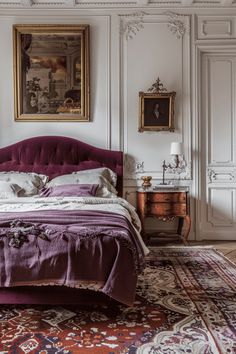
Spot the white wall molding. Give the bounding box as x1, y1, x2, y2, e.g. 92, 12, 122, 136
208, 188, 234, 226
208, 168, 236, 183
0, 14, 112, 150
2, 0, 236, 8
119, 11, 189, 41
196, 45, 236, 240
121, 12, 191, 182
197, 16, 235, 39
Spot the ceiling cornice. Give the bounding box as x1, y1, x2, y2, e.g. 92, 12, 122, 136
0, 0, 235, 8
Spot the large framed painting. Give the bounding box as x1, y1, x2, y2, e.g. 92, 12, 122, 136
138, 91, 176, 132
13, 24, 90, 121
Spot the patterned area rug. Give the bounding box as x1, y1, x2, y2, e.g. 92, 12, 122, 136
0, 248, 236, 354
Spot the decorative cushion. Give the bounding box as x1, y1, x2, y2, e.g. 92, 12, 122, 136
46, 169, 117, 198
40, 184, 99, 197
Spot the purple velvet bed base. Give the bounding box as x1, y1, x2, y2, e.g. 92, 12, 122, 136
0, 287, 114, 305
0, 136, 124, 304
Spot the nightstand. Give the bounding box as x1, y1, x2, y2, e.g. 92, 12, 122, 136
136, 187, 191, 245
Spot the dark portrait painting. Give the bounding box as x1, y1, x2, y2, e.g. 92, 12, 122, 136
139, 92, 176, 132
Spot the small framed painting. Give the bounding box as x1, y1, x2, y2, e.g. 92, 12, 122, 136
13, 24, 90, 121
138, 91, 176, 132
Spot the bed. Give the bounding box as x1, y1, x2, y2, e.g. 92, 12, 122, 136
0, 136, 147, 306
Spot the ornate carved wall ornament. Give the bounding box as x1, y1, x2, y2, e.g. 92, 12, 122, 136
119, 11, 145, 40
124, 156, 146, 178
147, 77, 167, 93
208, 169, 216, 183
207, 168, 236, 183
164, 11, 189, 39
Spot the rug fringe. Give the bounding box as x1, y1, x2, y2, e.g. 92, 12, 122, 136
149, 246, 214, 249
212, 248, 236, 267
149, 246, 236, 267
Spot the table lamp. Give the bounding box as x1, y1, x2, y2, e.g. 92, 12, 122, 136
160, 142, 183, 185
170, 142, 183, 168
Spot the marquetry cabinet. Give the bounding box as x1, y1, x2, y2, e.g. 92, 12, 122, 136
136, 188, 191, 245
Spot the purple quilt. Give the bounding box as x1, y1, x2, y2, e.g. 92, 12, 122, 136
0, 210, 145, 306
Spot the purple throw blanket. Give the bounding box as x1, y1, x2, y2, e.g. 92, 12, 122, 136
0, 210, 145, 306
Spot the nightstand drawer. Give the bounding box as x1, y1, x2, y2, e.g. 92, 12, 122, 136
148, 203, 186, 216
147, 192, 186, 203
136, 188, 191, 244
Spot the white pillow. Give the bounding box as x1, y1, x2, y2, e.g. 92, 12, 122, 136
47, 171, 117, 198
0, 172, 48, 196
73, 168, 117, 187
0, 181, 22, 199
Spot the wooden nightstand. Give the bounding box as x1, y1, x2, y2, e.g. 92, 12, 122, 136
137, 187, 191, 245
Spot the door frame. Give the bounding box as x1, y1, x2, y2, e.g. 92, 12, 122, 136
194, 43, 236, 240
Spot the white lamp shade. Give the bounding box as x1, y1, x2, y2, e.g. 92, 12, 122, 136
170, 142, 183, 155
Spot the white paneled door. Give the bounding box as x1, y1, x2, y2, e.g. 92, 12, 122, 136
199, 52, 236, 240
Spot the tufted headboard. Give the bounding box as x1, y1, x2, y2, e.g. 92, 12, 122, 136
0, 136, 123, 196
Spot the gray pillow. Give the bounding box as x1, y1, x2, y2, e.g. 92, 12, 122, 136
0, 172, 48, 196
0, 181, 22, 199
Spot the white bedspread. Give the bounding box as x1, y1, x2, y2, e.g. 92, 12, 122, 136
0, 196, 149, 255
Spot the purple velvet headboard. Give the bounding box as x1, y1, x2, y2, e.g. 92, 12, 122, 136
0, 136, 123, 196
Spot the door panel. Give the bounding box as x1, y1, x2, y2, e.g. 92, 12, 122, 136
199, 53, 236, 240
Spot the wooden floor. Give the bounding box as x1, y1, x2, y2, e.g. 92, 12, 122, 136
189, 241, 236, 264
149, 238, 236, 264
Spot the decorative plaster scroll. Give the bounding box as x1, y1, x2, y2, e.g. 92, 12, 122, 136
119, 11, 145, 40
164, 11, 189, 39
120, 11, 189, 41
172, 161, 191, 180
208, 168, 236, 183
208, 169, 216, 183
124, 155, 145, 177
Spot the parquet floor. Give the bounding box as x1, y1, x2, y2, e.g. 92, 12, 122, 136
189, 241, 236, 264
149, 238, 236, 264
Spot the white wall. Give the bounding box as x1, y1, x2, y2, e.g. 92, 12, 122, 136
1, 6, 236, 239
0, 14, 111, 149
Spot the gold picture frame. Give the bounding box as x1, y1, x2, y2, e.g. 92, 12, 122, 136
13, 24, 90, 121
139, 91, 176, 132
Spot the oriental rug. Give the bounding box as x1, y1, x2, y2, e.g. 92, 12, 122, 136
0, 248, 236, 354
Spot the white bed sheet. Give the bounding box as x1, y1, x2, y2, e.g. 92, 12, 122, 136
0, 196, 149, 255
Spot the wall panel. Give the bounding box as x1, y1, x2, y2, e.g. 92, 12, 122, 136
199, 51, 236, 240
121, 14, 191, 182
0, 15, 111, 149
209, 58, 233, 165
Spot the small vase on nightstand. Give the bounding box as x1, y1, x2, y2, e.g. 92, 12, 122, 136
141, 176, 152, 188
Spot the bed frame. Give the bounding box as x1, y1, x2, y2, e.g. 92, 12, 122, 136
0, 136, 123, 304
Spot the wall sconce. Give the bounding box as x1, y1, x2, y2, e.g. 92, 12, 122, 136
160, 142, 185, 185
